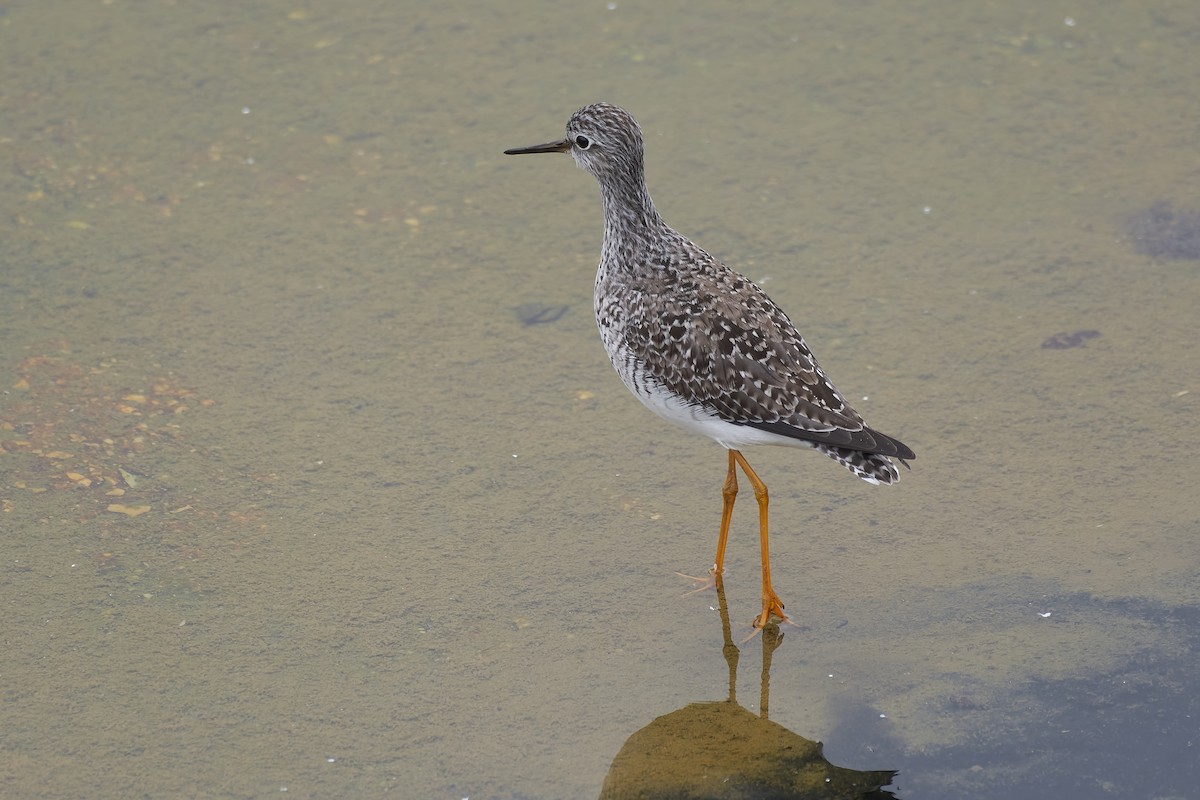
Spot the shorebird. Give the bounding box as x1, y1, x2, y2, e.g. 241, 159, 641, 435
505, 103, 914, 631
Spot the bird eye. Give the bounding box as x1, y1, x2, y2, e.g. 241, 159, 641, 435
574, 135, 592, 149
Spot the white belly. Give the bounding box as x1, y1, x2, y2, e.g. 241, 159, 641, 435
615, 359, 815, 451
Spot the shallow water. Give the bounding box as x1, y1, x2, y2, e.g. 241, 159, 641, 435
2, 2, 1198, 798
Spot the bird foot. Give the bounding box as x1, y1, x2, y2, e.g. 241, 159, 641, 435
742, 593, 792, 642
675, 565, 724, 596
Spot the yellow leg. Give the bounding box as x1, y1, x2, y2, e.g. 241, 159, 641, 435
676, 450, 738, 592
713, 449, 738, 577
730, 450, 790, 630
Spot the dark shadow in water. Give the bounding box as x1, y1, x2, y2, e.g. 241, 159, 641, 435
598, 584, 897, 799
893, 595, 1200, 800
868, 594, 1195, 800
1128, 200, 1200, 259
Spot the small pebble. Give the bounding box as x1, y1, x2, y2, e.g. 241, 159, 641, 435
1041, 330, 1100, 350
515, 304, 569, 326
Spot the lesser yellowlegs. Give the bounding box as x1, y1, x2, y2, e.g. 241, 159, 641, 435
505, 103, 915, 631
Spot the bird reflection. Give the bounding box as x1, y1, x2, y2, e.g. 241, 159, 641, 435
598, 584, 897, 799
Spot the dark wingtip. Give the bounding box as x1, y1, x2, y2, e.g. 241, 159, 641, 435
875, 430, 915, 461
742, 419, 915, 461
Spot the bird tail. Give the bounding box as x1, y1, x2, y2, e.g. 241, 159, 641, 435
809, 443, 903, 485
